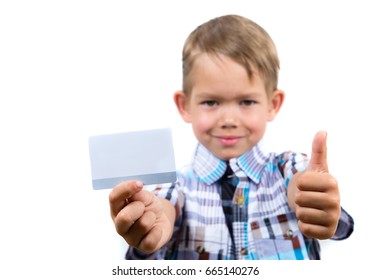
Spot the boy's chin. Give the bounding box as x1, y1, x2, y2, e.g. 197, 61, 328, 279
212, 149, 248, 161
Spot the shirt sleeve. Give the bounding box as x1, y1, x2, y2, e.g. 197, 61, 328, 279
331, 207, 354, 240
125, 247, 163, 260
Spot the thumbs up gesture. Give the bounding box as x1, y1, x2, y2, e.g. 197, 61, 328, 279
288, 131, 341, 239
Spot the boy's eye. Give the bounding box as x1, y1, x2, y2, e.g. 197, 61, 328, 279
240, 100, 256, 106
202, 100, 218, 107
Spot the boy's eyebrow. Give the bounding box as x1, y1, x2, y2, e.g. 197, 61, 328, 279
195, 91, 263, 100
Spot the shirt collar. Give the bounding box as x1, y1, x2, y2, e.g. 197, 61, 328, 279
193, 140, 270, 185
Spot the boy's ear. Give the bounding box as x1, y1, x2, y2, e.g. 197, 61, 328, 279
173, 91, 192, 123
267, 89, 285, 121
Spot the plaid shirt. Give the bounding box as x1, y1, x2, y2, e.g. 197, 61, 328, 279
126, 141, 354, 260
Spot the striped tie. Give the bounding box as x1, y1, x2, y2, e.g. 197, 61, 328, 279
220, 163, 237, 259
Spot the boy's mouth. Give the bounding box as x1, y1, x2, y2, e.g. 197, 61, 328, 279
214, 135, 243, 146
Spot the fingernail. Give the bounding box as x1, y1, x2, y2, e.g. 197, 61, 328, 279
135, 181, 144, 189
323, 131, 328, 141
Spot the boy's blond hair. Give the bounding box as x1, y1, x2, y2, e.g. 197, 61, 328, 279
182, 15, 280, 96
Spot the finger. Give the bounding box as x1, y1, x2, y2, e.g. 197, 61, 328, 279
308, 131, 328, 173
109, 180, 143, 218
296, 172, 338, 192
130, 191, 162, 217
138, 225, 164, 253
297, 220, 334, 239
124, 211, 157, 247
295, 188, 339, 210
295, 207, 332, 226
114, 200, 145, 236
295, 190, 328, 209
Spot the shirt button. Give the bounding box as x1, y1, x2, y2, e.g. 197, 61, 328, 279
285, 229, 294, 238
196, 245, 205, 254
236, 195, 245, 205
240, 248, 248, 255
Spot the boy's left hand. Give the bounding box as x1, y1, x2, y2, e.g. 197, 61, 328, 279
293, 131, 341, 239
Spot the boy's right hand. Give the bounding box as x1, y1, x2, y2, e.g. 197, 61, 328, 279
109, 180, 175, 254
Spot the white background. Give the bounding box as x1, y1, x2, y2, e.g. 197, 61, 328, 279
1, 0, 369, 278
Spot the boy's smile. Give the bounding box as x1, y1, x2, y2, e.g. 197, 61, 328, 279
174, 53, 284, 161
214, 135, 245, 147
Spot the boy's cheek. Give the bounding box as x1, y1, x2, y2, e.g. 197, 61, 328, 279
193, 115, 213, 132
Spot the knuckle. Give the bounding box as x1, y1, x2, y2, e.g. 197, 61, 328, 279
329, 197, 341, 209
295, 207, 305, 221
125, 235, 140, 248
139, 226, 162, 254
298, 222, 310, 235
117, 202, 145, 225
117, 210, 131, 223
138, 212, 156, 230
108, 190, 117, 204
294, 191, 304, 205
329, 208, 341, 223
296, 173, 305, 186
140, 238, 158, 254
327, 176, 338, 190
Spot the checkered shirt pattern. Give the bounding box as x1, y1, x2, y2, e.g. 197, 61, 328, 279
126, 140, 354, 260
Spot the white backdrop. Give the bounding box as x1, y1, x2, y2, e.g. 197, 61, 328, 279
1, 0, 369, 278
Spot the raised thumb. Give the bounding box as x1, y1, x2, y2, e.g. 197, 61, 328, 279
308, 131, 329, 173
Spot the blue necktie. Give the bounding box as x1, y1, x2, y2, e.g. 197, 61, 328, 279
220, 163, 237, 259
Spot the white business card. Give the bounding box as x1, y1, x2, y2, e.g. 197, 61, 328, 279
88, 128, 177, 190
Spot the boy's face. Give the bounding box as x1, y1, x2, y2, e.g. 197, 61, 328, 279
174, 53, 284, 160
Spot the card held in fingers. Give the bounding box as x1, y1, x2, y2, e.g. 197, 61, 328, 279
89, 128, 177, 190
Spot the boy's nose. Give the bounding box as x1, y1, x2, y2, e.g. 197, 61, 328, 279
219, 107, 239, 128
221, 120, 238, 129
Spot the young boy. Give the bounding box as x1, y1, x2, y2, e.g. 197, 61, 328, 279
109, 15, 353, 260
